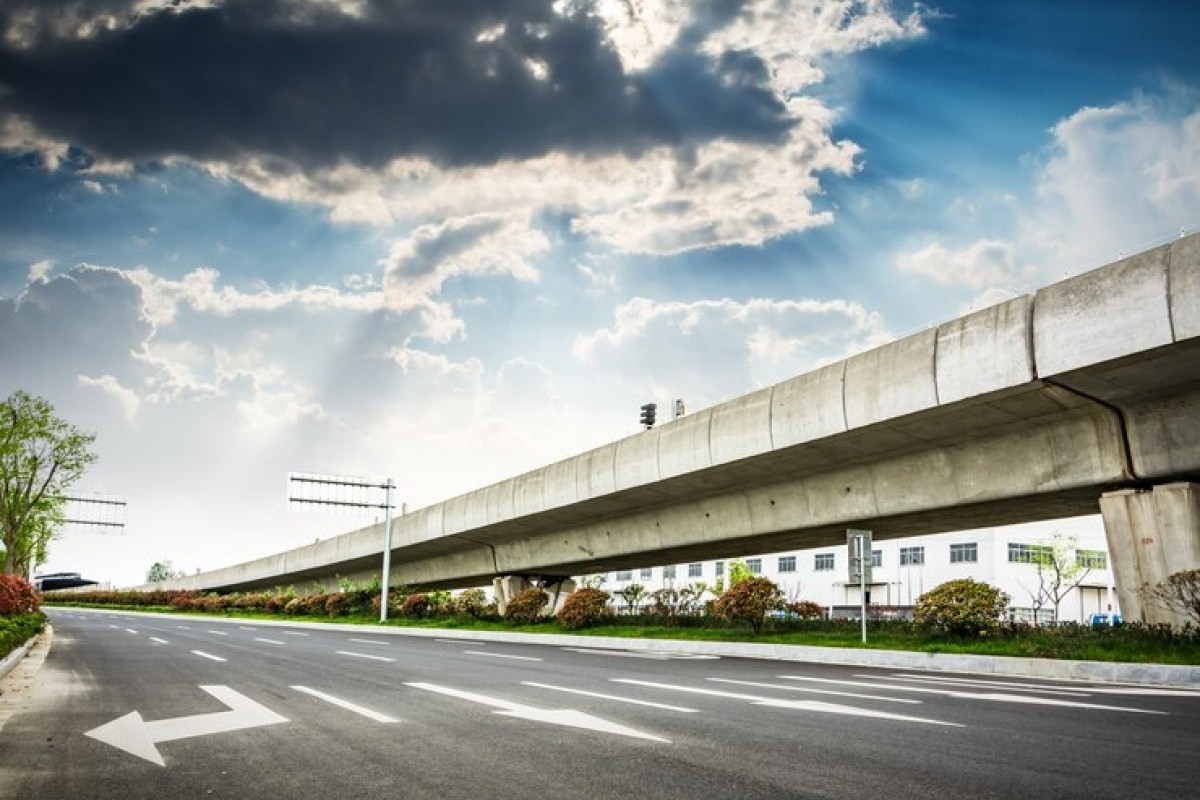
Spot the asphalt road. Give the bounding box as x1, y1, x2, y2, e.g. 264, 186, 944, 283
1, 608, 1199, 800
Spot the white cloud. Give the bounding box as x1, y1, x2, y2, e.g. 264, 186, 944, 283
896, 88, 1200, 300
574, 295, 889, 406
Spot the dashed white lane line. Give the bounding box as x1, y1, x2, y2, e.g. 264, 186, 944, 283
191, 650, 227, 662
348, 638, 390, 646
254, 637, 285, 645
280, 631, 308, 636
336, 650, 395, 663
435, 639, 484, 645
463, 650, 541, 662
175, 625, 191, 630
291, 686, 399, 723
239, 626, 258, 631
125, 628, 139, 635
206, 630, 229, 636
522, 681, 699, 713
149, 637, 169, 645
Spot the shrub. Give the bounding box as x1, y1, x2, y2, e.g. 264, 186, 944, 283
0, 612, 45, 659
324, 593, 351, 617
558, 587, 612, 630
915, 578, 1009, 637
786, 600, 825, 620
400, 593, 432, 618
504, 587, 548, 625
713, 576, 784, 633
284, 597, 304, 615
0, 575, 40, 615
1143, 569, 1200, 625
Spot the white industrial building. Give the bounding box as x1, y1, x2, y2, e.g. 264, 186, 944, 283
597, 515, 1118, 624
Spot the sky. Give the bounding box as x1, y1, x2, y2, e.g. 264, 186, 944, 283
1, 0, 1198, 588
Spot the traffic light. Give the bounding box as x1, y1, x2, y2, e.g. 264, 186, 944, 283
639, 402, 657, 429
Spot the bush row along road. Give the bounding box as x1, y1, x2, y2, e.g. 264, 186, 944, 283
1, 608, 1199, 799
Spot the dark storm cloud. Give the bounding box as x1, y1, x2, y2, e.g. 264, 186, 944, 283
0, 0, 792, 170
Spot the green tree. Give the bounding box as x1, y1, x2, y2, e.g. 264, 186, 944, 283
1019, 534, 1092, 624
146, 560, 184, 583
0, 391, 97, 576
727, 559, 753, 588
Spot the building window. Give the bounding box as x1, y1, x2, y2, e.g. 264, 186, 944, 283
615, 570, 632, 581
871, 549, 883, 568
899, 546, 925, 566
1008, 543, 1052, 564
715, 561, 724, 577
746, 558, 762, 574
687, 562, 703, 578
640, 567, 653, 580
1076, 550, 1108, 569
663, 565, 676, 579
814, 553, 835, 571
778, 555, 797, 573
950, 542, 978, 564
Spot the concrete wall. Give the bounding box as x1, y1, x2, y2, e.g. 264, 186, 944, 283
160, 233, 1200, 596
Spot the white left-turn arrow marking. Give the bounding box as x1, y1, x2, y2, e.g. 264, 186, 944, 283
405, 682, 668, 742
85, 685, 288, 766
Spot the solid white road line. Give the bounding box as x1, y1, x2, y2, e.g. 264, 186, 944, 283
612, 679, 959, 727
191, 650, 227, 662
291, 686, 399, 723
778, 675, 1167, 714
463, 650, 541, 662
336, 650, 395, 663
709, 678, 923, 705
873, 673, 1090, 696
523, 681, 700, 713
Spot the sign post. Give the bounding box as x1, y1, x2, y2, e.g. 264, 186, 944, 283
287, 472, 397, 623
847, 529, 873, 643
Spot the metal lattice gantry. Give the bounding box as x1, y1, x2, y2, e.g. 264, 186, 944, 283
287, 471, 396, 623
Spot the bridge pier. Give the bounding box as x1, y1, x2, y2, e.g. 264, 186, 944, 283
1100, 482, 1200, 626
492, 575, 576, 617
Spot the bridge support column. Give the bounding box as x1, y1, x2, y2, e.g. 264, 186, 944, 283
1100, 482, 1200, 626
492, 576, 577, 617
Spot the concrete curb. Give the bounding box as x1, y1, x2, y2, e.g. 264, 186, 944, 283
54, 606, 1200, 689
0, 634, 39, 684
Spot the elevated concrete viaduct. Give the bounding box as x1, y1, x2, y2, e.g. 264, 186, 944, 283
162, 233, 1200, 624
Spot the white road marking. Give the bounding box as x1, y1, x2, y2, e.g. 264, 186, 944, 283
254, 637, 285, 645
463, 650, 541, 662
435, 638, 484, 645
562, 647, 669, 660
348, 638, 390, 646
778, 675, 1167, 714
206, 630, 228, 636
882, 673, 1200, 698
873, 674, 1090, 697
613, 679, 959, 727
108, 624, 119, 629
149, 637, 169, 645
238, 626, 258, 631
279, 631, 308, 636
85, 685, 287, 766
191, 650, 227, 663
406, 682, 668, 742
175, 625, 191, 630
709, 678, 923, 705
125, 628, 139, 635
336, 650, 395, 663
523, 682, 699, 713
291, 686, 399, 723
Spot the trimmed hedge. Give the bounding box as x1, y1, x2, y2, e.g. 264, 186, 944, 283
0, 612, 45, 660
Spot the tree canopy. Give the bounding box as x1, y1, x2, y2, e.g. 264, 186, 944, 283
0, 391, 97, 576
